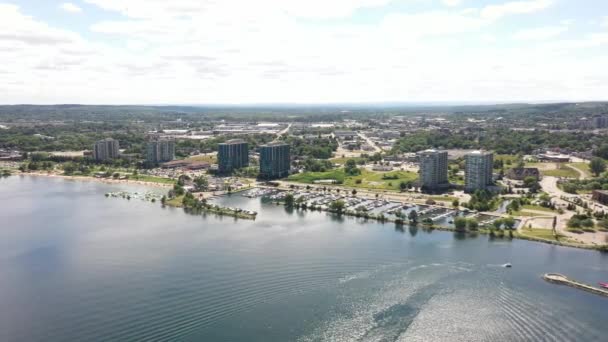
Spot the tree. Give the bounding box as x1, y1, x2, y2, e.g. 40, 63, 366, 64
467, 218, 479, 231
452, 199, 459, 209
523, 177, 541, 193
329, 200, 346, 214
352, 189, 357, 196
492, 218, 503, 230
408, 210, 418, 224
590, 157, 606, 177
454, 217, 468, 232
503, 216, 516, 230
394, 209, 404, 219
344, 159, 361, 176
507, 199, 520, 213
399, 181, 408, 192
194, 176, 209, 191
552, 216, 557, 234
295, 196, 306, 206
284, 193, 295, 208
173, 184, 185, 196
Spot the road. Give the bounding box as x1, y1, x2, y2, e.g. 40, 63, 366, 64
357, 132, 382, 153
537, 175, 608, 245
566, 164, 589, 179
273, 124, 291, 141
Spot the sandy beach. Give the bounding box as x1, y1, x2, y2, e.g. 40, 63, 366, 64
21, 172, 174, 189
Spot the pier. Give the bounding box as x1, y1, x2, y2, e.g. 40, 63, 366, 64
543, 273, 608, 297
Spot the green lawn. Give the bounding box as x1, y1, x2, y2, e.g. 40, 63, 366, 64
523, 162, 581, 178
329, 157, 366, 165
130, 175, 176, 185
542, 167, 579, 178
187, 155, 217, 164
344, 170, 418, 191
511, 210, 548, 217
288, 169, 418, 191
522, 205, 556, 213
519, 228, 568, 241
288, 169, 347, 184
495, 154, 520, 167
427, 195, 460, 203
567, 162, 590, 172
166, 195, 184, 207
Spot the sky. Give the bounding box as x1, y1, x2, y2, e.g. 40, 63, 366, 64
1, 0, 608, 105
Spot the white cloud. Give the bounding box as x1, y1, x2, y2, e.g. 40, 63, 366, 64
442, 0, 463, 7
84, 0, 392, 19
512, 26, 567, 41
602, 16, 608, 28
1, 1, 607, 104
60, 2, 82, 13
481, 0, 553, 20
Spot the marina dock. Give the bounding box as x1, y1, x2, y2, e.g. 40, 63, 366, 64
543, 273, 608, 297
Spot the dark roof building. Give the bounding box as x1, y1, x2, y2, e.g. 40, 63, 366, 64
506, 168, 541, 181
592, 190, 608, 205
259, 142, 290, 180
218, 139, 249, 174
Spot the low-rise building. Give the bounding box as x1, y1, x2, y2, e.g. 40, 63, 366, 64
506, 168, 541, 181
592, 190, 608, 205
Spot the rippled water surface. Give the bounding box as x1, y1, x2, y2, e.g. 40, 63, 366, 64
1, 176, 607, 341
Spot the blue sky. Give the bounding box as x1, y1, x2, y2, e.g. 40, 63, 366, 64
1, 0, 608, 104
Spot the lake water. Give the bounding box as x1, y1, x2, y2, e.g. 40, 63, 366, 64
1, 175, 607, 341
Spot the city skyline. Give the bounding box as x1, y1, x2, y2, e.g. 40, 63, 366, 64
2, 0, 608, 104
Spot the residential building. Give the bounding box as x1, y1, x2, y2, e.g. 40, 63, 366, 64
418, 149, 449, 190
259, 142, 290, 180
93, 138, 120, 161
592, 190, 608, 205
333, 131, 357, 140
465, 151, 494, 192
218, 139, 249, 174
146, 139, 175, 164
505, 167, 541, 181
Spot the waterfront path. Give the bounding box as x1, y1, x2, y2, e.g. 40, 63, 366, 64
544, 273, 608, 297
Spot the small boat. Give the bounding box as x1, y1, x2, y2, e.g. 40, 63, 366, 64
599, 282, 608, 289
502, 263, 512, 268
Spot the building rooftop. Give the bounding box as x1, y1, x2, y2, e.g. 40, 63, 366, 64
221, 139, 247, 145
467, 150, 493, 155
262, 142, 289, 147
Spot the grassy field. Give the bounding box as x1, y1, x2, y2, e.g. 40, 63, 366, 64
288, 169, 346, 184
344, 170, 418, 190
525, 162, 580, 178
567, 162, 590, 172
495, 154, 520, 168
511, 210, 549, 217
521, 205, 556, 213
130, 175, 176, 185
519, 228, 568, 241
165, 195, 184, 207
329, 157, 366, 165
187, 155, 217, 164
288, 169, 418, 191
427, 195, 460, 203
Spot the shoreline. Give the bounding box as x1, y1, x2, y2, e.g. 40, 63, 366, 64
8, 172, 607, 251
19, 172, 174, 189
